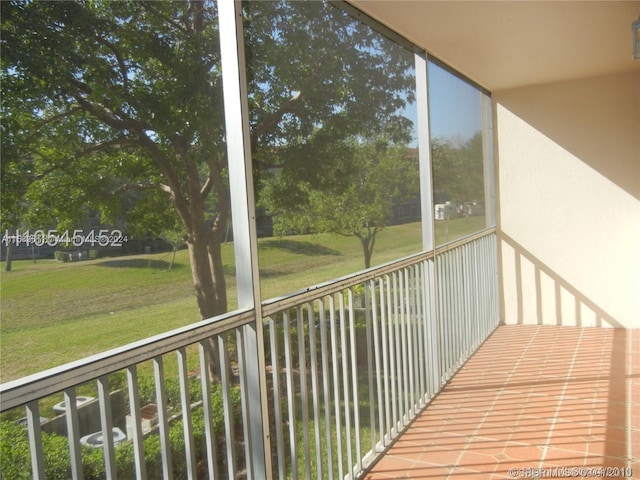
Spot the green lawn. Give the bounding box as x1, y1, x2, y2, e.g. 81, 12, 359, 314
0, 217, 485, 381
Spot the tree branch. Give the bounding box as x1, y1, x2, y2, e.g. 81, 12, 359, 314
35, 106, 85, 129
32, 138, 138, 182
93, 34, 131, 91
250, 91, 303, 152
110, 181, 172, 196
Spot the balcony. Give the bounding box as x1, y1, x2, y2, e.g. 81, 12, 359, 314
3, 229, 636, 479
2, 1, 638, 479
1, 231, 502, 479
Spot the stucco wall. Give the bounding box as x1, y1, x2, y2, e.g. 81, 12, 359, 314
495, 72, 639, 328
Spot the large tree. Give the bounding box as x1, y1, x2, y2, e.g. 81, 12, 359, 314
1, 0, 414, 319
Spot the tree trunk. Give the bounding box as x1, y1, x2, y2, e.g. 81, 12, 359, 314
357, 227, 378, 270
5, 243, 13, 272
168, 247, 176, 271
360, 234, 373, 269
186, 228, 225, 320
185, 224, 228, 380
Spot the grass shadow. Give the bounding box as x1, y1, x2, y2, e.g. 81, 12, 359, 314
259, 239, 341, 256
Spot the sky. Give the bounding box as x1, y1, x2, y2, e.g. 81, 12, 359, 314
427, 61, 483, 142
402, 60, 484, 147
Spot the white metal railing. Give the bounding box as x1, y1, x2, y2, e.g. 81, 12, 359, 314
262, 229, 499, 479
0, 230, 499, 480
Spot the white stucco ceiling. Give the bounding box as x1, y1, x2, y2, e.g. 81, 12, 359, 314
348, 1, 640, 91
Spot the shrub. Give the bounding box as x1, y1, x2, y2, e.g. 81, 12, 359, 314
0, 422, 32, 480
54, 251, 71, 262
0, 384, 242, 479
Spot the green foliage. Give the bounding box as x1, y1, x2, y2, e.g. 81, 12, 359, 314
0, 384, 242, 480
431, 132, 485, 204
53, 251, 71, 262
0, 421, 32, 480
260, 142, 419, 268
137, 374, 203, 408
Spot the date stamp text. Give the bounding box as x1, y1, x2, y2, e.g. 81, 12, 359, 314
508, 466, 633, 478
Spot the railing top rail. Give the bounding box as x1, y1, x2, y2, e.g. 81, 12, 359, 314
261, 227, 495, 317
0, 307, 255, 412
434, 227, 495, 255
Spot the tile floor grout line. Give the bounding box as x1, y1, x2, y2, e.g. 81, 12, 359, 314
537, 327, 584, 468
445, 326, 542, 479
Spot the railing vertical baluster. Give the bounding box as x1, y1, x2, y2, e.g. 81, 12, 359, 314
126, 366, 147, 480
439, 253, 450, 381
411, 266, 420, 408
449, 251, 458, 375
480, 237, 492, 336
495, 236, 499, 320
369, 279, 383, 451
282, 311, 298, 479
448, 252, 456, 370
295, 306, 312, 479
455, 248, 464, 362
339, 292, 354, 479
218, 333, 237, 478
318, 300, 335, 480
26, 400, 45, 479
267, 317, 285, 480
480, 237, 489, 336
414, 263, 426, 405
307, 302, 324, 479
379, 277, 391, 444
391, 272, 405, 432
365, 281, 376, 456
471, 241, 478, 346
425, 258, 439, 398
424, 260, 433, 400
435, 255, 443, 384
153, 355, 173, 480
64, 388, 84, 480
455, 250, 463, 365
387, 272, 402, 436
478, 237, 486, 338
198, 340, 218, 480
472, 240, 481, 347
348, 287, 362, 475
399, 270, 409, 420
491, 236, 499, 330
438, 253, 446, 380
329, 294, 344, 479
466, 242, 474, 349
482, 237, 489, 335
177, 347, 196, 479
236, 327, 253, 480
411, 265, 420, 405
456, 247, 464, 360
401, 268, 410, 414
456, 249, 464, 362
96, 375, 116, 480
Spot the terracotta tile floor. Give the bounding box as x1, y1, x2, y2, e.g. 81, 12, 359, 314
365, 325, 640, 480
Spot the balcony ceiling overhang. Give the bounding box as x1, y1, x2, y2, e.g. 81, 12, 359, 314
347, 1, 640, 91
